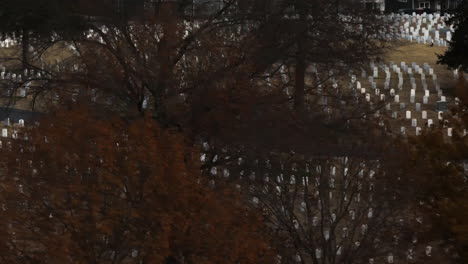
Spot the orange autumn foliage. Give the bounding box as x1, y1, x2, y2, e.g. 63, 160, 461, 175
455, 74, 468, 106
0, 106, 275, 264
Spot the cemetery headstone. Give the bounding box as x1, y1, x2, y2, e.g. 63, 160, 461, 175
436, 101, 448, 112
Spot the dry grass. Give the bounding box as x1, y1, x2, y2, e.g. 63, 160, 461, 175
384, 42, 455, 89
385, 42, 446, 65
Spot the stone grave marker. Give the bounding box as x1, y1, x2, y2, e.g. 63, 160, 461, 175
436, 101, 448, 112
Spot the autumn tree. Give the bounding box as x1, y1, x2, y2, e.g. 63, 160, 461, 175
0, 105, 275, 264
438, 196, 468, 263
0, 4, 417, 263
0, 2, 460, 263
403, 106, 468, 263
455, 75, 468, 105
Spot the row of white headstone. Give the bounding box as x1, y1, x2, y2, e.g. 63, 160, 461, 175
0, 66, 44, 80
356, 60, 454, 137
359, 61, 443, 103
1, 118, 25, 137
1, 121, 24, 138
394, 12, 454, 46
0, 35, 19, 48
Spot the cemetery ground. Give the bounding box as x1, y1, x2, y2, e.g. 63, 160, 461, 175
0, 42, 75, 111
0, 41, 456, 127
363, 42, 457, 137
0, 11, 466, 263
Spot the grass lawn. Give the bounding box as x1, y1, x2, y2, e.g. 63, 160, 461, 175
384, 42, 455, 90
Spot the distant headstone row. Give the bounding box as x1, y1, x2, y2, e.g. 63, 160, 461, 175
391, 12, 455, 46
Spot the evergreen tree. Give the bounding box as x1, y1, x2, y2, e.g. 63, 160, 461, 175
438, 0, 468, 71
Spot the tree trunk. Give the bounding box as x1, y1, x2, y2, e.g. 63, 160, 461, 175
22, 30, 30, 69
294, 43, 306, 112
294, 12, 307, 113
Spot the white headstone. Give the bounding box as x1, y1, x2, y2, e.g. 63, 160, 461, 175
316, 248, 322, 259
423, 95, 428, 104
19, 88, 26, 97
425, 246, 432, 257
406, 111, 411, 119
387, 254, 394, 263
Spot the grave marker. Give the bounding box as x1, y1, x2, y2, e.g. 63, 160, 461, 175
422, 111, 427, 119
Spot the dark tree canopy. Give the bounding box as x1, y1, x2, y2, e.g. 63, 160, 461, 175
0, 0, 80, 35
438, 0, 468, 71
0, 0, 85, 67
